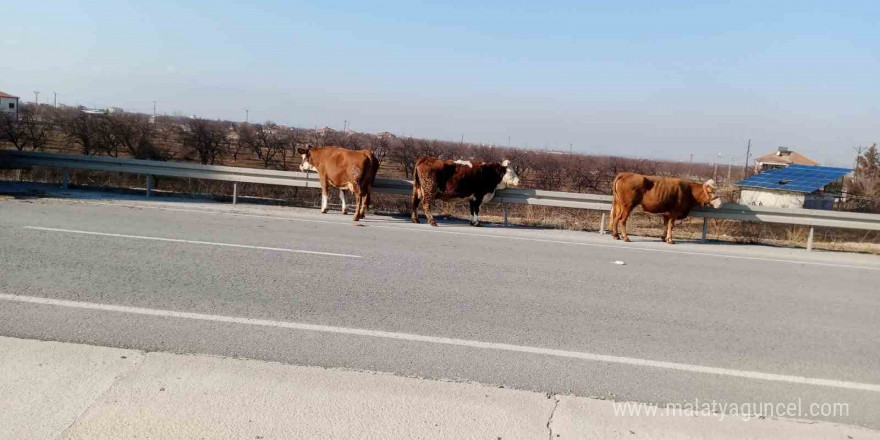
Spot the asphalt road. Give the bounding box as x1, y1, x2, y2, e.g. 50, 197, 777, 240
2, 191, 879, 428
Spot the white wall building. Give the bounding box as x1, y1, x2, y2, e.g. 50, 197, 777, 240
0, 91, 20, 115
736, 165, 850, 210
739, 188, 836, 210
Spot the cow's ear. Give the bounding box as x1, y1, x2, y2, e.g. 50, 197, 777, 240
704, 179, 716, 189
501, 159, 510, 167
297, 148, 308, 155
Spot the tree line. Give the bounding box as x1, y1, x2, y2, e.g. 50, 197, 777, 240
9, 104, 865, 197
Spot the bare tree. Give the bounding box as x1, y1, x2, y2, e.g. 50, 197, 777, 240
276, 129, 302, 171
21, 107, 51, 151
108, 113, 160, 159
177, 117, 230, 165
384, 137, 419, 178
0, 104, 50, 151
530, 153, 567, 191
248, 122, 289, 169
567, 155, 601, 193
371, 134, 392, 163
60, 110, 105, 156
0, 111, 28, 150
231, 123, 254, 161
96, 116, 122, 157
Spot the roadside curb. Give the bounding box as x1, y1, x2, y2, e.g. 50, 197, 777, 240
1, 336, 877, 439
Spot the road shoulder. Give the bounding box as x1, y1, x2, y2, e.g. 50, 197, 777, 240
1, 337, 876, 439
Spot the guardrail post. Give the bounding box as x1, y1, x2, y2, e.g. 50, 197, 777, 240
503, 203, 509, 226
807, 226, 814, 251
233, 183, 238, 205
599, 212, 606, 234
145, 175, 153, 197
701, 218, 708, 242
61, 170, 69, 189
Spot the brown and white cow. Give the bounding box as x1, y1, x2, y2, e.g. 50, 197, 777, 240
411, 157, 520, 227
610, 172, 722, 244
298, 146, 380, 222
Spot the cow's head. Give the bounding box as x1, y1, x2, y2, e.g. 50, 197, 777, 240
703, 179, 722, 208
497, 160, 521, 189
297, 147, 317, 172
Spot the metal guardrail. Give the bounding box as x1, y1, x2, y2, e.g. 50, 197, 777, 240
3, 150, 880, 250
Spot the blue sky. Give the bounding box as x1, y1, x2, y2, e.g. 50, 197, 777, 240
3, 1, 879, 165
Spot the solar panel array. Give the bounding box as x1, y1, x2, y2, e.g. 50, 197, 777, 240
736, 165, 850, 193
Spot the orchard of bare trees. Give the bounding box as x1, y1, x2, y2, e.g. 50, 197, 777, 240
4, 104, 872, 204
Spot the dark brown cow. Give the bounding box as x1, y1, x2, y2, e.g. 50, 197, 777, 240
298, 146, 380, 222
411, 158, 520, 227
610, 172, 722, 244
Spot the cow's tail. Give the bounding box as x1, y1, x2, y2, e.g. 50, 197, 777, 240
364, 151, 379, 186
412, 162, 421, 193
362, 151, 380, 209
610, 173, 624, 221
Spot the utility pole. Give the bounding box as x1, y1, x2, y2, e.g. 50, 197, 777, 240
33, 91, 39, 105
152, 101, 157, 117
570, 143, 573, 155
687, 154, 693, 178
727, 155, 733, 182
245, 109, 249, 123
343, 120, 347, 132
743, 139, 752, 177
53, 92, 58, 108
460, 133, 463, 146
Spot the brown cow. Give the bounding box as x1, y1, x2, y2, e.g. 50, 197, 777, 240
610, 172, 722, 244
411, 157, 520, 227
298, 146, 380, 222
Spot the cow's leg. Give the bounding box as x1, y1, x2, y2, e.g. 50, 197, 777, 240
356, 193, 366, 221
469, 199, 482, 226
410, 185, 421, 224
618, 205, 634, 242
610, 202, 620, 239
418, 176, 440, 227
665, 215, 676, 244
361, 190, 371, 219
351, 186, 363, 222
357, 184, 371, 221
661, 215, 671, 242
421, 195, 437, 227
319, 176, 330, 214
339, 189, 348, 215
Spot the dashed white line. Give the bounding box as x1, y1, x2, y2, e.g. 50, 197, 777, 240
1, 292, 878, 393
22, 226, 361, 259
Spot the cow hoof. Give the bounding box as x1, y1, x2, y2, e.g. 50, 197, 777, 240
429, 221, 438, 227
470, 221, 483, 227
623, 237, 631, 242
320, 210, 328, 214
411, 218, 419, 224
666, 239, 675, 245
611, 234, 620, 240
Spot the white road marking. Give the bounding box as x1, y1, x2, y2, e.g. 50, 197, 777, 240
92, 202, 880, 271
1, 292, 878, 393
22, 226, 361, 259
